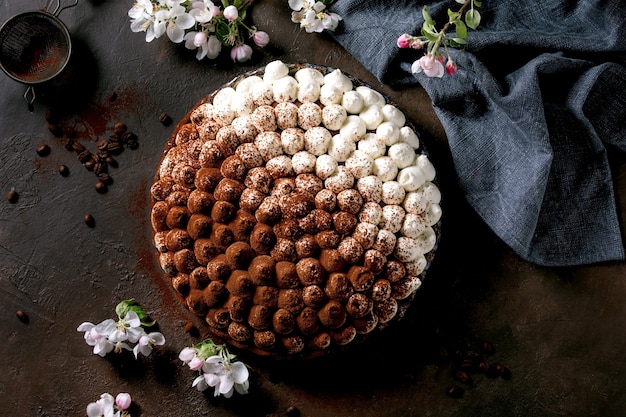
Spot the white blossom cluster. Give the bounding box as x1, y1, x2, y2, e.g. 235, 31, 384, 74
77, 310, 165, 359
179, 344, 250, 398
288, 0, 342, 33
128, 0, 269, 62
86, 392, 132, 417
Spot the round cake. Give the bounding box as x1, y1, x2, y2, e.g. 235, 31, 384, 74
150, 61, 442, 359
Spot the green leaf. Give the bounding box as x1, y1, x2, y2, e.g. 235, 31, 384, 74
195, 339, 221, 359
473, 0, 482, 7
448, 9, 460, 24
215, 21, 231, 44
449, 37, 468, 46
465, 9, 481, 29
422, 6, 434, 26
239, 9, 246, 20
454, 19, 468, 38
221, 0, 229, 8
421, 27, 439, 43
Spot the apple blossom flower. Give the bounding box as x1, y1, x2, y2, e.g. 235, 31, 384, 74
289, 0, 342, 33
154, 3, 196, 43
86, 393, 115, 417
252, 30, 270, 47
180, 339, 250, 397
223, 5, 239, 21
133, 331, 166, 358
202, 355, 250, 397
230, 44, 253, 62
109, 311, 143, 344
78, 300, 164, 359
115, 393, 132, 411
411, 55, 445, 78
189, 0, 221, 23
179, 346, 199, 363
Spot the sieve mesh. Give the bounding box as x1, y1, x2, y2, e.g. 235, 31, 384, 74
0, 11, 71, 84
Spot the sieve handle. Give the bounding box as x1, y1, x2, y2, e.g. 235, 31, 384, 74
51, 0, 79, 17
24, 87, 36, 112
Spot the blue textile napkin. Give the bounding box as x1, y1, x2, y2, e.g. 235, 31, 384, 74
330, 0, 626, 266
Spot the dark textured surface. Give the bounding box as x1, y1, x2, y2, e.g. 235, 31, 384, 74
1, 1, 625, 416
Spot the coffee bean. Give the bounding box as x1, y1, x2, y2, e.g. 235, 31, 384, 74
107, 142, 123, 155
98, 173, 112, 185
127, 139, 138, 150
285, 406, 301, 417
36, 144, 50, 157
84, 214, 95, 227
121, 131, 137, 144
58, 165, 69, 177
114, 122, 127, 135
45, 108, 57, 124
106, 157, 118, 168
459, 358, 477, 372
7, 188, 18, 203
159, 112, 172, 126
482, 341, 495, 355
95, 182, 108, 194
478, 361, 490, 374
96, 139, 109, 151
16, 310, 29, 323
72, 141, 85, 153
184, 321, 199, 336
48, 124, 62, 137
446, 385, 464, 399
455, 370, 473, 385
496, 363, 511, 380
78, 150, 92, 163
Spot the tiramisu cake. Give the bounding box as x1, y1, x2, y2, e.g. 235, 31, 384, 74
150, 61, 442, 358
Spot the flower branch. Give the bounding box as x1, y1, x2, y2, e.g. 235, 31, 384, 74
397, 0, 482, 77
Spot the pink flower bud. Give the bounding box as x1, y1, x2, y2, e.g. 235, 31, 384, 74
396, 34, 412, 49
223, 5, 239, 21
445, 60, 458, 75
115, 393, 132, 410
193, 31, 207, 48
253, 31, 270, 47
230, 44, 253, 63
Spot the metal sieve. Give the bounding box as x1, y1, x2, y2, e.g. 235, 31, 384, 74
0, 0, 78, 109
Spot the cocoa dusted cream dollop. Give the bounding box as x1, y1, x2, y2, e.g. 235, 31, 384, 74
150, 61, 441, 359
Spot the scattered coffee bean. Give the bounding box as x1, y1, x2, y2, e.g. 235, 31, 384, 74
159, 112, 172, 126
95, 181, 108, 194
114, 122, 127, 135
16, 310, 29, 323
106, 157, 118, 168
58, 165, 69, 177
98, 173, 112, 185
107, 142, 123, 155
455, 370, 473, 385
96, 139, 109, 151
84, 214, 95, 227
285, 406, 301, 417
36, 144, 51, 157
446, 385, 464, 399
496, 363, 511, 380
7, 188, 18, 203
78, 150, 92, 163
121, 131, 137, 145
482, 341, 495, 355
127, 139, 138, 150
48, 124, 62, 137
45, 108, 57, 124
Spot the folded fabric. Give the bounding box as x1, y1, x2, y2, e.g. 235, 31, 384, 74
330, 0, 626, 266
